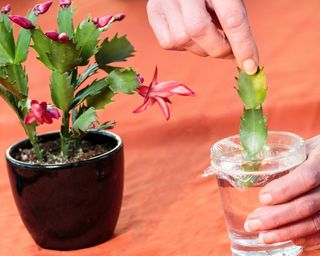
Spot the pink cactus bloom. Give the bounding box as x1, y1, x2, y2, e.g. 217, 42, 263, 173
58, 32, 69, 43
9, 15, 35, 30
45, 31, 59, 41
24, 100, 60, 125
93, 15, 113, 28
113, 13, 126, 22
1, 4, 11, 14
133, 67, 195, 120
59, 0, 71, 9
33, 1, 53, 16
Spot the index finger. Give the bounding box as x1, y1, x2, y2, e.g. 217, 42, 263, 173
259, 145, 320, 205
210, 0, 259, 74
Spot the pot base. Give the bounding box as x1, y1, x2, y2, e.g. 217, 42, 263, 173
6, 131, 124, 251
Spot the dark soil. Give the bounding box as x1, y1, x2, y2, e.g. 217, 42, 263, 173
14, 139, 112, 164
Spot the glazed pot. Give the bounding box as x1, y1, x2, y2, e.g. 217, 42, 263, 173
6, 131, 124, 251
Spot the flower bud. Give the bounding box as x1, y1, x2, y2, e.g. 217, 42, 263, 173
33, 1, 53, 16
114, 13, 126, 22
92, 17, 99, 25
47, 107, 61, 119
9, 15, 35, 30
58, 32, 69, 43
93, 15, 112, 28
59, 0, 71, 9
45, 31, 59, 41
1, 4, 11, 14
137, 74, 144, 84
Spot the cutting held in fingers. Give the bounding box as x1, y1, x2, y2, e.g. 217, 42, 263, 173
209, 0, 259, 74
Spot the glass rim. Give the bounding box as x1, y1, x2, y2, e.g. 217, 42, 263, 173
210, 131, 305, 170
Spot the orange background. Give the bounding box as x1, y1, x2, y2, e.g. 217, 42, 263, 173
0, 0, 320, 255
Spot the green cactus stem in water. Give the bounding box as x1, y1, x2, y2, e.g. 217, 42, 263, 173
236, 67, 268, 186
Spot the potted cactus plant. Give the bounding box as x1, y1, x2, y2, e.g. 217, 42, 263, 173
1, 0, 194, 250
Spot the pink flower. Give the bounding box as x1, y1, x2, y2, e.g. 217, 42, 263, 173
45, 31, 69, 43
59, 0, 71, 8
92, 15, 112, 28
33, 1, 53, 16
1, 4, 11, 14
24, 100, 60, 125
133, 67, 195, 120
113, 13, 126, 22
9, 15, 35, 30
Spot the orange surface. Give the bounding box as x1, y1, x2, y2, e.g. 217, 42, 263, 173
1, 0, 320, 255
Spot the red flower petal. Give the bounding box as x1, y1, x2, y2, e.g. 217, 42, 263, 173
133, 98, 155, 113
47, 108, 61, 119
24, 113, 36, 125
42, 112, 53, 124
137, 86, 149, 97
154, 97, 170, 120
150, 66, 158, 89
151, 81, 195, 97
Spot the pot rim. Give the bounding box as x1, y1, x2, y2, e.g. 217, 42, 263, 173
204, 131, 306, 177
210, 131, 305, 163
5, 131, 122, 169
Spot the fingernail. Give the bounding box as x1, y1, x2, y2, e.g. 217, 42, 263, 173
259, 193, 272, 205
244, 219, 262, 232
242, 59, 257, 75
259, 232, 278, 244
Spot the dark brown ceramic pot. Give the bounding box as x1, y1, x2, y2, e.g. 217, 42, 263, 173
5, 131, 124, 251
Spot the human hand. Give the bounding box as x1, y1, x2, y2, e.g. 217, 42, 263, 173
244, 135, 320, 249
147, 0, 259, 74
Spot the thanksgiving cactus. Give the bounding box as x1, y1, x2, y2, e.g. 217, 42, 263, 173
0, 0, 194, 162
236, 67, 268, 160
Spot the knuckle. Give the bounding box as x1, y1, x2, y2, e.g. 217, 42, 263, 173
210, 47, 231, 58
302, 167, 320, 190
294, 198, 317, 218
186, 19, 211, 38
221, 10, 246, 30
159, 40, 175, 50
312, 214, 320, 232
174, 33, 191, 47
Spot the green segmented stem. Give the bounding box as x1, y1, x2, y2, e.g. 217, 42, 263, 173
236, 67, 268, 185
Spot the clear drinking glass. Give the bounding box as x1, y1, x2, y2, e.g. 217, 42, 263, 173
204, 131, 306, 256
